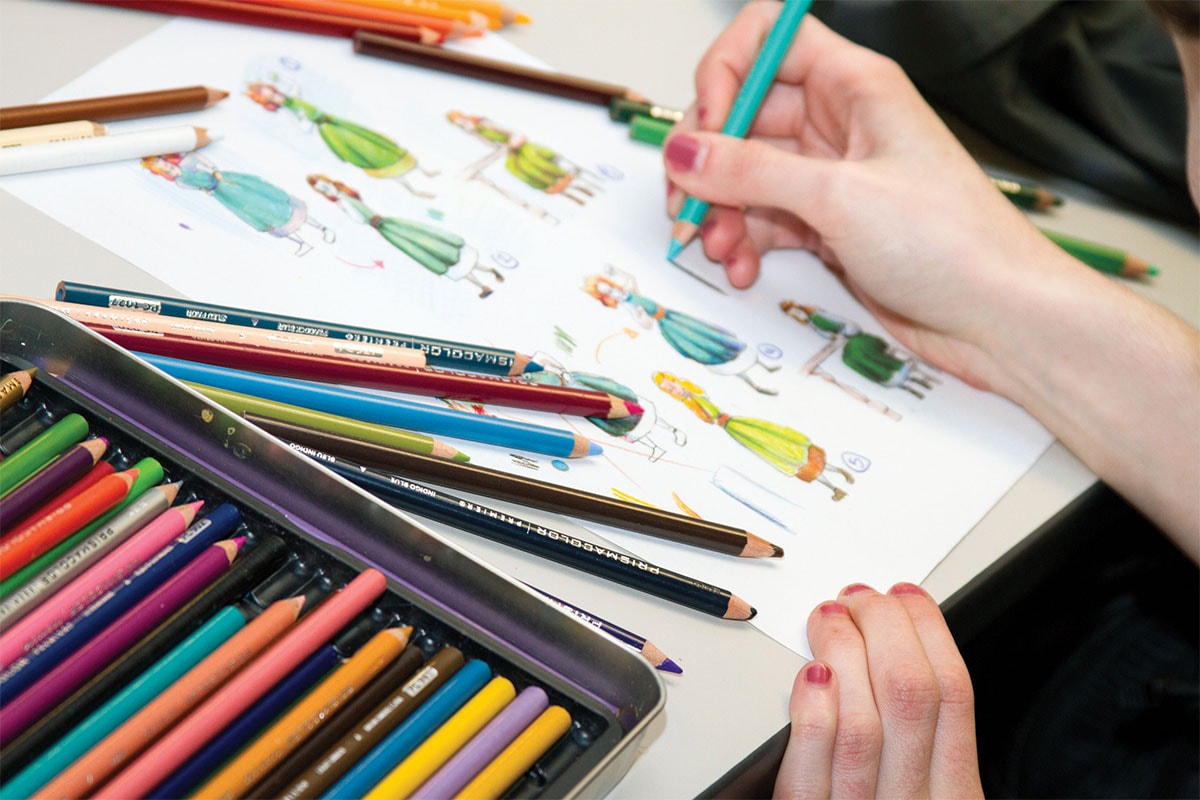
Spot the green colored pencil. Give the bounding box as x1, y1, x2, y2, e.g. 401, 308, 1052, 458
989, 175, 1063, 211
1040, 228, 1159, 278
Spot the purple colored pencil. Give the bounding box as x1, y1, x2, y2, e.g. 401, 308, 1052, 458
411, 685, 550, 799
0, 437, 108, 525
0, 538, 242, 744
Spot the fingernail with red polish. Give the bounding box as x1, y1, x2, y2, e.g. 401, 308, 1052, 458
805, 662, 832, 687
700, 219, 716, 237
817, 601, 848, 616
888, 582, 928, 597
665, 134, 706, 173
842, 583, 875, 596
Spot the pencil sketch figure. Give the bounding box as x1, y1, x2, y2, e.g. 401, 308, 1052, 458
583, 264, 781, 395
141, 153, 333, 255
446, 111, 605, 222
782, 301, 940, 419
307, 174, 504, 298
526, 354, 686, 462
245, 81, 438, 197
654, 371, 855, 501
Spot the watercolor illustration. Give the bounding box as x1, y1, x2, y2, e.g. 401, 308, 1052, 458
245, 81, 438, 197
307, 174, 504, 297
142, 153, 333, 255
654, 371, 855, 501
583, 265, 780, 395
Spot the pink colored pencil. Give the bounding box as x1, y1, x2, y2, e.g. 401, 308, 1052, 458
92, 568, 388, 799
0, 539, 242, 741
0, 500, 203, 670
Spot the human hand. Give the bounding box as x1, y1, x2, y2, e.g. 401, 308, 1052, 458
663, 3, 1074, 387
773, 582, 983, 799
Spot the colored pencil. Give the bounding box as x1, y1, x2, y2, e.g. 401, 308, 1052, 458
141, 353, 601, 458
278, 652, 485, 799
240, 0, 486, 34
361, 676, 519, 799
354, 30, 649, 106
286, 443, 757, 620
453, 705, 573, 799
0, 411, 88, 496
0, 437, 108, 526
0, 499, 203, 669
0, 606, 245, 800
249, 644, 428, 798
0, 125, 215, 176
0, 120, 107, 148
399, 0, 528, 26
333, 662, 511, 800
34, 595, 305, 800
0, 456, 163, 600
82, 0, 451, 42
56, 280, 546, 377
0, 85, 228, 130
30, 296, 427, 369
335, 0, 522, 28
1, 534, 290, 777
0, 538, 243, 745
193, 383, 467, 461
524, 584, 681, 674
629, 113, 675, 147
608, 97, 684, 124
0, 466, 137, 581
150, 645, 341, 799
0, 481, 179, 627
90, 568, 388, 799
192, 625, 414, 798
245, 413, 783, 558
407, 686, 550, 799
0, 367, 35, 412
989, 175, 1063, 211
1040, 227, 1159, 278
668, 0, 813, 259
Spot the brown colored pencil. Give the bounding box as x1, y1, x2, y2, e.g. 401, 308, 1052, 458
0, 85, 227, 130
244, 413, 785, 559
353, 30, 649, 105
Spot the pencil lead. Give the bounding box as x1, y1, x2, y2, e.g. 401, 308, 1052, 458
666, 239, 684, 261
659, 657, 684, 675
587, 440, 603, 456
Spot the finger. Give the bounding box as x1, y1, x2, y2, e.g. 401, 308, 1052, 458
774, 661, 839, 800
806, 598, 882, 797
839, 583, 941, 798
887, 583, 983, 798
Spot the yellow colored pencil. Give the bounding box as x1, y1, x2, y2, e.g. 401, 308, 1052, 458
451, 705, 573, 800
366, 676, 516, 798
191, 626, 413, 799
325, 0, 495, 28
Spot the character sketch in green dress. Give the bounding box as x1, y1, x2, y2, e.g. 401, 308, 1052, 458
583, 265, 780, 395
654, 371, 854, 501
307, 174, 503, 298
142, 153, 333, 255
446, 111, 604, 221
245, 82, 438, 198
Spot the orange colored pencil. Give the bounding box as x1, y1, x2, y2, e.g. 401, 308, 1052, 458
414, 0, 528, 26
0, 467, 136, 581
91, 569, 388, 799
193, 626, 414, 798
240, 0, 484, 36
36, 596, 305, 800
329, 0, 497, 28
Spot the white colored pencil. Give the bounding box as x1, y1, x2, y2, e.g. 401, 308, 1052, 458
0, 125, 215, 175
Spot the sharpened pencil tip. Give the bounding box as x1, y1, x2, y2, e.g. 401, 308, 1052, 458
771, 543, 785, 558
625, 400, 645, 416
452, 451, 472, 462
666, 239, 684, 260
588, 441, 603, 456
523, 360, 545, 374
659, 657, 684, 674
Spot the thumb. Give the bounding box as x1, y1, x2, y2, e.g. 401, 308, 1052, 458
664, 131, 840, 230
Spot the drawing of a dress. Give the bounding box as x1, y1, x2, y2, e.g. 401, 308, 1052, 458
781, 302, 939, 398
142, 153, 332, 255
307, 174, 502, 298
584, 268, 779, 395
246, 82, 436, 197
655, 372, 854, 501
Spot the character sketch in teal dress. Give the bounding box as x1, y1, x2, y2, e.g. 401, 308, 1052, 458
583, 266, 780, 395
245, 82, 438, 197
307, 174, 503, 298
446, 111, 604, 221
654, 371, 854, 501
142, 153, 333, 255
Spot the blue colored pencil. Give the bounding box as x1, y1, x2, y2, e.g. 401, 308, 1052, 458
0, 606, 246, 800
150, 645, 341, 799
138, 352, 601, 459
56, 280, 545, 377
320, 659, 493, 799
667, 0, 813, 259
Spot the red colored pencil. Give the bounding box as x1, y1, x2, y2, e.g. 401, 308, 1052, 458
0, 467, 137, 581
0, 437, 108, 527
98, 329, 643, 420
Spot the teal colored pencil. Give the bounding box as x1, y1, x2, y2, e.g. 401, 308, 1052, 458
0, 606, 245, 799
667, 0, 813, 259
